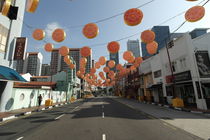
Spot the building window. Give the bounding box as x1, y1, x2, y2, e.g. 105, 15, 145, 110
180, 58, 187, 70
0, 24, 9, 52
154, 70, 162, 78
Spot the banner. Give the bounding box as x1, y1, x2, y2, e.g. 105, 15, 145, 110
195, 50, 210, 78
13, 37, 27, 60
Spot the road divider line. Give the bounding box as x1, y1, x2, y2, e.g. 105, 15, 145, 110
16, 136, 24, 140
102, 134, 106, 140
102, 105, 104, 108
102, 112, 104, 118
55, 114, 65, 120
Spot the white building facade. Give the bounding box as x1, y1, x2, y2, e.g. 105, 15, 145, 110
0, 0, 27, 112
140, 32, 210, 110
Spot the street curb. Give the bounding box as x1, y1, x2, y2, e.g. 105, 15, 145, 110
0, 99, 84, 123
138, 100, 210, 116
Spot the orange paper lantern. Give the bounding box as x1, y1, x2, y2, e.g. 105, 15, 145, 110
103, 67, 110, 73
80, 46, 92, 57
95, 62, 101, 69
77, 71, 81, 77
26, 0, 39, 13
69, 63, 75, 69
80, 67, 86, 74
107, 41, 120, 54
146, 41, 158, 55
52, 28, 66, 42
185, 6, 205, 22
116, 64, 123, 71
64, 56, 71, 65
99, 72, 105, 79
90, 68, 96, 74
80, 57, 87, 65
59, 46, 69, 56
32, 29, 45, 40
135, 57, 143, 64
141, 30, 155, 43
130, 65, 136, 71
123, 51, 133, 61
124, 8, 143, 26
127, 56, 135, 63
108, 60, 115, 68
99, 56, 107, 65
44, 43, 54, 52
83, 23, 99, 39
1, 0, 11, 16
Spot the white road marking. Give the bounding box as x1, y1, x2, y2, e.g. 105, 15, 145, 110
16, 137, 24, 140
25, 112, 31, 115
72, 106, 79, 112
102, 112, 104, 118
55, 114, 65, 120
102, 134, 106, 140
102, 105, 104, 108
2, 116, 16, 122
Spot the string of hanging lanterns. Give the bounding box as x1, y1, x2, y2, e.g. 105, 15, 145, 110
2, 0, 208, 87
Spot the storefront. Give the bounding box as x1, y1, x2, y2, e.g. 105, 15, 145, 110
165, 71, 197, 107
201, 82, 210, 109
148, 83, 165, 104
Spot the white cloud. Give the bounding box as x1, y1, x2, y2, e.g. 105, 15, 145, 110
45, 22, 67, 38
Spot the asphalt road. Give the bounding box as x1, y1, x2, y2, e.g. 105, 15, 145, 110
0, 97, 202, 140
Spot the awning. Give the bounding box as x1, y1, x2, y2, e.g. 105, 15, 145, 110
147, 83, 162, 89
0, 65, 27, 82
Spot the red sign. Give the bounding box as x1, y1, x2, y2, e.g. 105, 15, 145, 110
13, 37, 27, 60
165, 75, 173, 83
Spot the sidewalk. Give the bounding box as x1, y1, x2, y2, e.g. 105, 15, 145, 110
0, 99, 83, 122
112, 97, 210, 140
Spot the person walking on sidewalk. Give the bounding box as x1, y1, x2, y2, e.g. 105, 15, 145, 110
38, 94, 43, 106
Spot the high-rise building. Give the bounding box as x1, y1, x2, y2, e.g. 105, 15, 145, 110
190, 28, 209, 39
50, 49, 61, 75
85, 55, 92, 74
141, 26, 170, 58
127, 39, 141, 57
69, 48, 92, 74
69, 48, 80, 72
110, 52, 119, 72
16, 60, 25, 74
24, 52, 43, 76
50, 48, 91, 74
41, 64, 51, 76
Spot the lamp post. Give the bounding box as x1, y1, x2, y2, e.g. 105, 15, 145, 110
165, 39, 176, 98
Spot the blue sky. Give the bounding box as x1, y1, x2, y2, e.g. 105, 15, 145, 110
21, 0, 210, 64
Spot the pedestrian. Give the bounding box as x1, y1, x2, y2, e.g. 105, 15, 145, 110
38, 94, 42, 106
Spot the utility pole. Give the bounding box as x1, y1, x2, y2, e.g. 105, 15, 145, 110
165, 39, 176, 98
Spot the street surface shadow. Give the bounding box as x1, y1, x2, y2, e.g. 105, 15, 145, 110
45, 110, 62, 114
0, 132, 16, 136
68, 98, 149, 120
24, 115, 46, 120
30, 118, 55, 123
51, 112, 64, 116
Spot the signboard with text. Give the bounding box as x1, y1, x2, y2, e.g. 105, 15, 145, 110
13, 37, 27, 60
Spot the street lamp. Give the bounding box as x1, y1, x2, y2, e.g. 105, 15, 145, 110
165, 39, 176, 98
